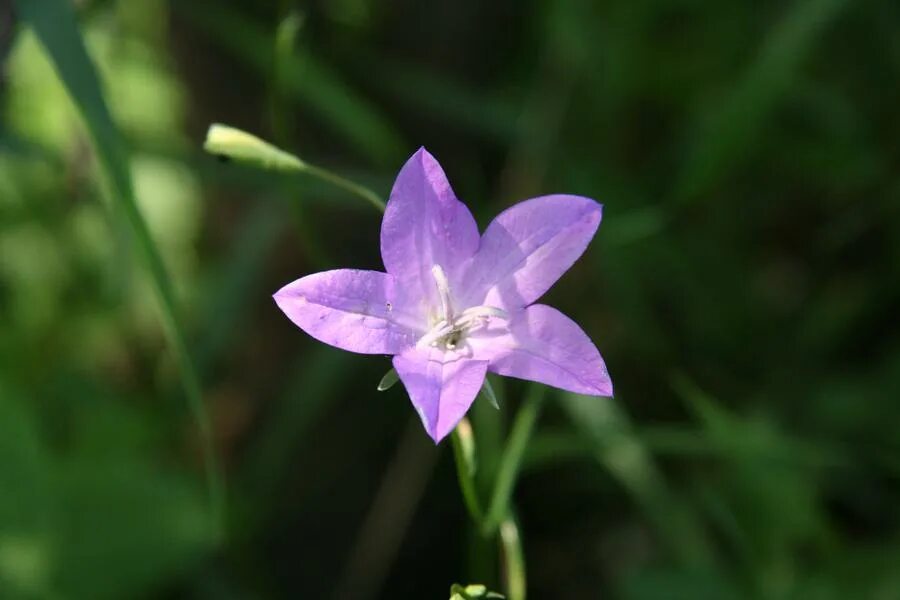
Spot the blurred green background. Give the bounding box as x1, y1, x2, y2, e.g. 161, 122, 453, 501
2, 0, 899, 598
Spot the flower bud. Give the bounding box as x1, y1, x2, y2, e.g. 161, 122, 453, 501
204, 124, 305, 172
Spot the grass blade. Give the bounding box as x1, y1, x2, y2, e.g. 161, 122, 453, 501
15, 0, 224, 537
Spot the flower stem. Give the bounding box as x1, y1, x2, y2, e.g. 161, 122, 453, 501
483, 385, 545, 535
451, 418, 484, 523
499, 514, 527, 600
204, 123, 536, 584
301, 164, 386, 213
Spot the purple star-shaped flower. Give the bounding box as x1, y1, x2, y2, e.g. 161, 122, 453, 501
274, 149, 612, 442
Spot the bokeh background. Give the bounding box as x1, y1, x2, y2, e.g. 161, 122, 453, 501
2, 0, 900, 598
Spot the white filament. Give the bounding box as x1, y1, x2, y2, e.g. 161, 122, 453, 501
431, 264, 453, 321
417, 266, 508, 350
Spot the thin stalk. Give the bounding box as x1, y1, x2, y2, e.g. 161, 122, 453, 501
204, 124, 386, 214
499, 514, 527, 600
483, 386, 545, 534
205, 121, 539, 588
451, 418, 484, 523
302, 164, 385, 213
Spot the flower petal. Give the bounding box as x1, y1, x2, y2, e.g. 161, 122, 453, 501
470, 304, 612, 396
274, 269, 418, 355
380, 148, 480, 311
462, 195, 602, 311
393, 349, 488, 443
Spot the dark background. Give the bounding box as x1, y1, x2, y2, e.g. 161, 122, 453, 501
1, 0, 899, 598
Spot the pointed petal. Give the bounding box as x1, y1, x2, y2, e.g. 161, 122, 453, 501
463, 195, 602, 311
393, 349, 488, 443
274, 269, 418, 355
470, 304, 612, 396
380, 148, 480, 308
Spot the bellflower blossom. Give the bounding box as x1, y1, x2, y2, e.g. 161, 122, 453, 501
274, 149, 612, 442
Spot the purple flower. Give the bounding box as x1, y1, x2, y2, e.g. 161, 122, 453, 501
274, 149, 612, 442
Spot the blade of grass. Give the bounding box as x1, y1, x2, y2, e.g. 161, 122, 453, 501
15, 0, 224, 537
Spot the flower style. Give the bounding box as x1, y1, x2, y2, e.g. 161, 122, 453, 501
274, 149, 612, 442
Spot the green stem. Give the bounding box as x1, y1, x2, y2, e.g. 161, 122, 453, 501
499, 514, 527, 600
204, 124, 386, 214
203, 123, 543, 578
302, 164, 386, 213
483, 386, 544, 534
451, 419, 484, 523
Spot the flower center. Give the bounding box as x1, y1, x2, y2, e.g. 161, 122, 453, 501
417, 265, 508, 351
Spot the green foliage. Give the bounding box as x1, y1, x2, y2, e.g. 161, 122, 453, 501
2, 0, 899, 598
12, 0, 223, 538
0, 386, 213, 599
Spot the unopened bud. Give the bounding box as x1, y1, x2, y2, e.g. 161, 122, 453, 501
204, 123, 305, 172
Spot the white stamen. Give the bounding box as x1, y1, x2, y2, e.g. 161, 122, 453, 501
416, 320, 453, 348
460, 306, 508, 321
418, 264, 510, 351
431, 264, 453, 321
416, 303, 508, 351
